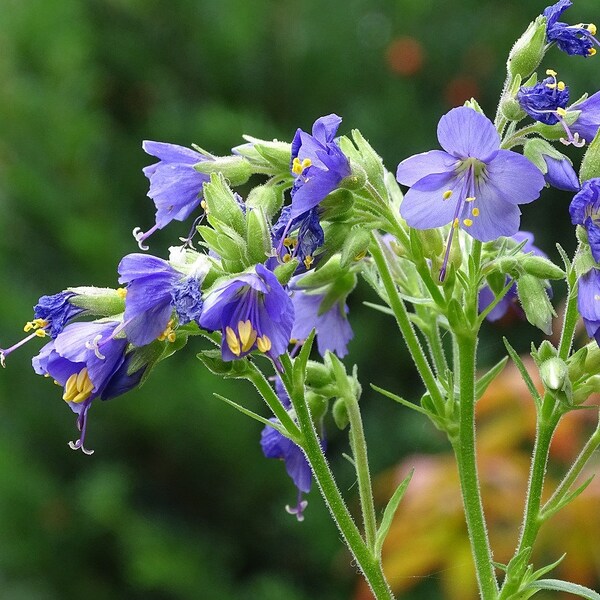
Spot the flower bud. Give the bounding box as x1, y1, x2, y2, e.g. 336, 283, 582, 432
332, 397, 350, 430
68, 286, 126, 316
306, 391, 328, 422
203, 173, 246, 237
501, 97, 526, 122
194, 155, 253, 186
340, 227, 372, 269
517, 274, 556, 335
580, 129, 600, 183
246, 208, 272, 265
540, 357, 569, 391
573, 375, 600, 405
507, 16, 547, 79
340, 161, 367, 191
233, 136, 291, 171
521, 255, 565, 280
417, 228, 444, 260
246, 184, 284, 218
318, 188, 354, 222
585, 343, 600, 375
568, 345, 588, 381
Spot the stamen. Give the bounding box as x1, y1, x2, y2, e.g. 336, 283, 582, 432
200, 199, 208, 212
354, 250, 367, 261
590, 48, 597, 56
465, 196, 476, 202
304, 255, 314, 270
589, 24, 598, 36
282, 254, 291, 263
463, 218, 473, 227
546, 69, 557, 77
285, 493, 308, 522
85, 334, 106, 359
63, 368, 94, 404
68, 406, 94, 455
292, 157, 312, 175
0, 330, 48, 366
283, 237, 297, 248
35, 329, 48, 338
238, 320, 257, 353
443, 190, 453, 200
472, 208, 480, 216
256, 335, 272, 353
557, 81, 566, 91
157, 319, 176, 343
116, 288, 127, 299
225, 326, 241, 356
556, 107, 567, 117
452, 218, 459, 228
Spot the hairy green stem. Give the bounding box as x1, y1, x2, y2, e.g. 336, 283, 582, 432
558, 277, 579, 361
282, 356, 394, 599
370, 236, 445, 413
332, 357, 378, 551
453, 334, 499, 600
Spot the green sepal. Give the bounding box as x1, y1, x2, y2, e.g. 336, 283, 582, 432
68, 287, 126, 316
580, 127, 600, 183
318, 272, 356, 314
246, 183, 285, 218
568, 345, 588, 380
374, 469, 414, 557
485, 270, 508, 295
318, 188, 355, 222
533, 339, 557, 364
193, 155, 253, 186
241, 136, 292, 172
197, 349, 253, 379
246, 208, 272, 265
306, 391, 329, 422
351, 129, 386, 197
273, 258, 300, 286
574, 244, 596, 278
203, 173, 246, 237
523, 138, 571, 174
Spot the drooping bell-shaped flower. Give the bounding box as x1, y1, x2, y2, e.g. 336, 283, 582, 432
133, 141, 211, 249
117, 251, 209, 347
289, 114, 351, 219
577, 267, 600, 346
200, 264, 294, 364
543, 0, 599, 58
32, 320, 144, 454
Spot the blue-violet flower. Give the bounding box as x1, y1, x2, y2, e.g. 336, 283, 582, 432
569, 178, 600, 262
544, 0, 599, 57
577, 267, 600, 346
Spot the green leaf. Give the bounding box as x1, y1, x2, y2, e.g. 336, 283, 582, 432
213, 393, 289, 435
476, 356, 509, 400
542, 477, 595, 519
524, 579, 600, 599
371, 384, 432, 417
363, 301, 394, 316
374, 469, 414, 556
528, 554, 566, 582
197, 350, 253, 379
503, 337, 542, 409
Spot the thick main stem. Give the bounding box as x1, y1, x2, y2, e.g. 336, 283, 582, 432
453, 334, 499, 600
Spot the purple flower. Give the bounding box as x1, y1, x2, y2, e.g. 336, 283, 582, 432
517, 76, 570, 125
396, 107, 545, 278
290, 290, 353, 358
577, 268, 600, 345
543, 154, 580, 192
33, 292, 86, 339
571, 91, 600, 145
569, 179, 600, 262
271, 206, 325, 273
260, 378, 312, 521
200, 264, 294, 363
479, 232, 547, 322
289, 114, 351, 219
32, 320, 143, 454
543, 1, 599, 57
118, 253, 205, 347
133, 141, 211, 249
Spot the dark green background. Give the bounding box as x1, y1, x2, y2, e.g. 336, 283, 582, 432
0, 1, 594, 598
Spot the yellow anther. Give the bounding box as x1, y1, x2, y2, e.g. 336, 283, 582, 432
443, 190, 453, 200
289, 338, 298, 345
546, 69, 557, 77
35, 329, 48, 338
354, 250, 367, 261
304, 255, 314, 270
472, 207, 480, 217
256, 335, 272, 353
282, 254, 291, 263
557, 81, 566, 91
63, 368, 94, 404
33, 319, 48, 328
200, 199, 208, 212
157, 319, 176, 343
463, 218, 473, 227
588, 23, 597, 35
465, 196, 476, 202
292, 157, 312, 175
23, 322, 34, 332
225, 326, 241, 356
590, 48, 597, 56
116, 288, 127, 299
452, 218, 459, 229
556, 107, 567, 117
238, 320, 257, 352
283, 237, 297, 248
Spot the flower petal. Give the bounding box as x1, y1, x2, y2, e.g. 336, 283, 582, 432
437, 107, 500, 162
464, 184, 521, 241
142, 141, 205, 165
485, 150, 546, 205
396, 150, 457, 186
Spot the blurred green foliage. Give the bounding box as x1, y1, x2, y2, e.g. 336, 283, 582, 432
0, 0, 597, 598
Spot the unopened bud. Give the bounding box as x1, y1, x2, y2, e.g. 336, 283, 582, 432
517, 274, 556, 335
507, 16, 547, 79
540, 357, 568, 391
